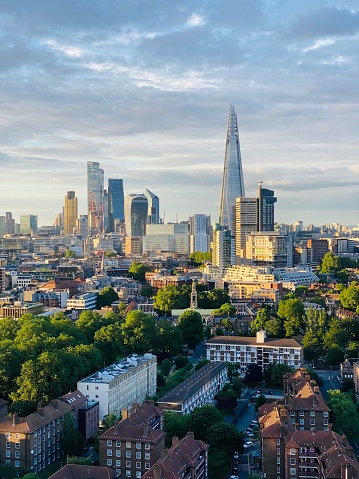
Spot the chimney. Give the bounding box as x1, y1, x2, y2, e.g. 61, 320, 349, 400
314, 386, 320, 393
341, 464, 353, 479
187, 431, 194, 439
172, 435, 179, 447
342, 435, 348, 447
146, 399, 154, 406
256, 330, 266, 344
143, 421, 149, 437
132, 402, 139, 413
37, 404, 44, 418
122, 408, 129, 419
12, 413, 18, 426
114, 420, 119, 434
51, 399, 58, 410
161, 448, 168, 459
153, 465, 162, 479
313, 393, 317, 407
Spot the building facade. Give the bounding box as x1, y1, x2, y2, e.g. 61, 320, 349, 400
206, 331, 303, 376
87, 161, 104, 236
64, 191, 78, 235
219, 105, 245, 231
20, 215, 38, 236
189, 214, 211, 253
144, 188, 160, 225
124, 194, 148, 238
108, 179, 125, 232
77, 354, 157, 422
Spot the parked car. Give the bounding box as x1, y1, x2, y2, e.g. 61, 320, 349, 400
230, 476, 239, 479
244, 441, 253, 449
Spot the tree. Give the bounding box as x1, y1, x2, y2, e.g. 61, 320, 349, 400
208, 449, 231, 479
321, 252, 341, 274
244, 364, 263, 385
65, 249, 76, 258
328, 390, 359, 439
277, 298, 305, 337
215, 385, 238, 413
325, 347, 345, 367
302, 330, 324, 364
198, 288, 230, 309
163, 411, 189, 447
177, 310, 203, 350
264, 363, 293, 387
212, 303, 236, 316
67, 456, 92, 465
154, 285, 190, 315
174, 355, 188, 369
251, 308, 270, 332
206, 422, 244, 455
254, 394, 266, 412
187, 405, 223, 441
121, 310, 157, 353
194, 358, 210, 370
155, 320, 183, 356
128, 262, 150, 282
94, 323, 124, 363
221, 318, 233, 331
339, 285, 359, 310
102, 413, 121, 430
160, 359, 172, 377
0, 317, 21, 341
61, 412, 81, 455
97, 286, 118, 308
0, 340, 24, 400
188, 251, 212, 266
75, 310, 104, 343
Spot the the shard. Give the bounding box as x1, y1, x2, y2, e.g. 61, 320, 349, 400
219, 105, 245, 230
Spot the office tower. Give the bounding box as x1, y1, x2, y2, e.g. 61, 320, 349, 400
189, 214, 211, 253
108, 179, 125, 232
144, 188, 160, 224
87, 161, 104, 236
103, 189, 109, 232
212, 224, 235, 272
20, 215, 38, 236
258, 182, 277, 232
235, 197, 258, 257
124, 194, 148, 237
63, 191, 78, 235
76, 215, 88, 237
5, 212, 15, 235
219, 105, 245, 230
143, 223, 189, 255
245, 232, 288, 268
0, 216, 5, 237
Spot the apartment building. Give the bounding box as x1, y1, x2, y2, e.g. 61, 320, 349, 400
0, 400, 73, 474
59, 390, 99, 442
157, 362, 228, 415
206, 331, 303, 376
142, 432, 209, 479
77, 354, 157, 422
98, 421, 166, 478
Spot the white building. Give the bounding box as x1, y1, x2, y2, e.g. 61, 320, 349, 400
206, 331, 303, 376
274, 266, 318, 287
66, 292, 97, 310
143, 223, 189, 255
77, 353, 157, 422
189, 214, 210, 253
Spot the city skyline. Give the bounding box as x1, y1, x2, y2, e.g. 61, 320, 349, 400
0, 1, 358, 226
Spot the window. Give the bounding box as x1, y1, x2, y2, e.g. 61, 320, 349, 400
6, 451, 10, 457
290, 458, 296, 465
289, 449, 296, 455
276, 438, 280, 445
107, 450, 112, 456
136, 442, 141, 449
277, 457, 280, 464
145, 463, 150, 470
310, 411, 315, 417
145, 453, 150, 460
116, 460, 121, 467
15, 461, 20, 468
116, 441, 121, 447
323, 411, 329, 417
126, 471, 131, 478
277, 448, 280, 455
116, 450, 121, 457
107, 440, 112, 447
5, 433, 11, 439
15, 443, 20, 449
6, 442, 10, 448
15, 433, 20, 439
145, 443, 150, 450
277, 467, 281, 473
136, 452, 141, 459
107, 459, 112, 466
299, 410, 304, 416
126, 451, 131, 458
290, 411, 295, 416
324, 419, 328, 425
136, 472, 142, 478
290, 468, 296, 475
126, 441, 131, 448
136, 462, 141, 468
15, 452, 20, 459
310, 419, 315, 426
126, 461, 131, 467
299, 419, 304, 425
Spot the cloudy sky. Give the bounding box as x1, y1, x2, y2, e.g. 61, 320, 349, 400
0, 0, 358, 227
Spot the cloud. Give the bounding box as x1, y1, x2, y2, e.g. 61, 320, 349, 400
186, 14, 206, 28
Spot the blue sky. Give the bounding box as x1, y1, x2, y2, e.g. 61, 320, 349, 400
0, 0, 358, 227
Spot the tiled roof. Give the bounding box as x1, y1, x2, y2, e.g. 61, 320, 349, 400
99, 423, 165, 444
48, 464, 115, 479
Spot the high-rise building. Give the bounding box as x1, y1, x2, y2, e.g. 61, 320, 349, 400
76, 215, 88, 237
108, 179, 125, 232
87, 161, 104, 236
124, 194, 148, 237
189, 214, 211, 253
235, 197, 258, 257
144, 188, 160, 224
219, 105, 245, 230
5, 212, 15, 235
245, 232, 288, 268
0, 216, 5, 237
258, 182, 277, 232
212, 224, 235, 272
63, 191, 78, 235
20, 214, 38, 236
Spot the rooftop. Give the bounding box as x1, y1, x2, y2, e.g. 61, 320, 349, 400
206, 335, 302, 348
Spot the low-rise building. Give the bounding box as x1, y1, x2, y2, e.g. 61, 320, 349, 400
48, 464, 115, 479
0, 301, 44, 318
341, 358, 356, 381
77, 354, 157, 422
0, 400, 73, 474
157, 362, 228, 415
142, 432, 209, 479
206, 331, 303, 376
66, 292, 98, 310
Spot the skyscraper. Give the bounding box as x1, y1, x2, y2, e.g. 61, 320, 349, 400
189, 214, 211, 253
144, 188, 159, 224
20, 215, 38, 236
108, 179, 125, 232
87, 161, 104, 235
235, 197, 258, 257
212, 223, 235, 272
258, 182, 277, 232
124, 194, 148, 237
64, 191, 78, 235
219, 105, 245, 230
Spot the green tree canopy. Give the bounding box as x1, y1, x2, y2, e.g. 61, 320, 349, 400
155, 319, 183, 356
206, 422, 244, 455
94, 323, 124, 363
154, 285, 190, 315
277, 298, 305, 337
188, 251, 212, 266
97, 286, 119, 308
121, 310, 157, 353
163, 411, 189, 448
321, 252, 341, 274
328, 390, 359, 439
187, 405, 223, 441
61, 412, 81, 455
128, 262, 150, 282
177, 310, 204, 350
198, 288, 230, 309
212, 303, 236, 316
339, 285, 359, 310
264, 363, 293, 387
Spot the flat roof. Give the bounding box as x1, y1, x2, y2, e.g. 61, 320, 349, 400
206, 336, 302, 349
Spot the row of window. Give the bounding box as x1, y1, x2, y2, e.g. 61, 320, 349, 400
289, 410, 328, 417
107, 450, 150, 460
106, 459, 151, 470
106, 440, 151, 450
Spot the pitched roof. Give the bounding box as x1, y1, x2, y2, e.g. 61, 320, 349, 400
48, 464, 115, 479
99, 422, 165, 444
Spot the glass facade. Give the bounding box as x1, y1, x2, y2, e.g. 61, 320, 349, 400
144, 188, 159, 224
219, 105, 245, 230
87, 161, 104, 235
258, 184, 277, 232
124, 194, 148, 237
108, 179, 124, 232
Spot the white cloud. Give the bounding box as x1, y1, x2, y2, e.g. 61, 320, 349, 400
186, 13, 205, 28
43, 39, 84, 58
302, 38, 336, 52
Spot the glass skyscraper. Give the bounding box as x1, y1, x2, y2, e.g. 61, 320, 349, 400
219, 105, 245, 230
144, 188, 159, 224
87, 161, 104, 235
124, 194, 148, 237
108, 179, 125, 232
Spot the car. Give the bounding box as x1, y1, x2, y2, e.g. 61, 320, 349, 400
243, 441, 253, 449
230, 476, 239, 479
256, 388, 262, 394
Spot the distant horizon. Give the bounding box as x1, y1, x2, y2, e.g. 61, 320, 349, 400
0, 1, 358, 226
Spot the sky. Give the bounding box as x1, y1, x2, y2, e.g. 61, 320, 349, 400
0, 0, 358, 228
